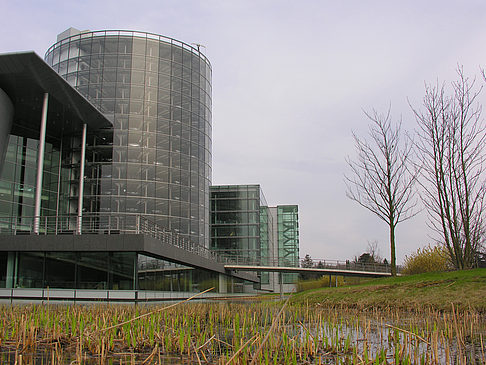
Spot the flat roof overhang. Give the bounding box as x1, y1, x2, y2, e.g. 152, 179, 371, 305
0, 234, 259, 283
0, 51, 111, 139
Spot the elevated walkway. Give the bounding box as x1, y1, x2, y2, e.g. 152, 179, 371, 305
225, 264, 393, 278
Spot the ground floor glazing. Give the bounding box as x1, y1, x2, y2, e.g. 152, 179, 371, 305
0, 251, 249, 293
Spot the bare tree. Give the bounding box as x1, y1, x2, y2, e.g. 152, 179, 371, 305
367, 240, 382, 263
412, 67, 486, 269
345, 108, 417, 276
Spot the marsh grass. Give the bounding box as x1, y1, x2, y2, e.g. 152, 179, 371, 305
0, 297, 484, 364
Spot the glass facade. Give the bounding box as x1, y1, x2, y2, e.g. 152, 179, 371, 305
259, 206, 273, 284
44, 30, 212, 247
210, 185, 264, 264
2, 251, 136, 289
0, 251, 246, 292
0, 133, 79, 233
277, 205, 299, 284
138, 254, 221, 292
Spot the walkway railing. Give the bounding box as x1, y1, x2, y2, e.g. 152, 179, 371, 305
221, 256, 399, 274
0, 214, 224, 264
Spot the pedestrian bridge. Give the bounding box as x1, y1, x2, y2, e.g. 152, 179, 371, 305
224, 264, 393, 278
223, 257, 397, 278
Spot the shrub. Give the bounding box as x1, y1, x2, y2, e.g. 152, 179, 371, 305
402, 244, 451, 275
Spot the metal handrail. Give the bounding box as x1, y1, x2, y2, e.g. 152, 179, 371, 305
217, 255, 399, 274
0, 214, 225, 264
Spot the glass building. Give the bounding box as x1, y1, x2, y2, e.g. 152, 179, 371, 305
270, 205, 299, 284
44, 29, 212, 247
0, 30, 300, 298
210, 185, 299, 290
210, 185, 266, 264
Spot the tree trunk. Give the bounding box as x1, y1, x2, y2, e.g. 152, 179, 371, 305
390, 222, 397, 276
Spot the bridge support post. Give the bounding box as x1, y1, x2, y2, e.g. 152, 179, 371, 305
219, 274, 227, 294
329, 275, 332, 287
279, 272, 283, 299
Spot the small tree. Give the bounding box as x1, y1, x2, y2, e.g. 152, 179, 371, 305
301, 254, 314, 268
367, 240, 382, 263
300, 254, 316, 280
345, 108, 418, 276
412, 68, 486, 269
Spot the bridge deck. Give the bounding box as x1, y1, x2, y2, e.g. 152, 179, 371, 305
224, 265, 393, 278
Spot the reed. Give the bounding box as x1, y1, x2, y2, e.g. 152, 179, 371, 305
0, 299, 484, 364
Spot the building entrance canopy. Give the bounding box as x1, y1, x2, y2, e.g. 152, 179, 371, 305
0, 51, 111, 141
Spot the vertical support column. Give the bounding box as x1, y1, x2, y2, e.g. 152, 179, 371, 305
55, 138, 63, 234
279, 272, 283, 299
77, 123, 87, 235
34, 93, 49, 234
219, 274, 227, 294
133, 253, 139, 291
6, 252, 16, 288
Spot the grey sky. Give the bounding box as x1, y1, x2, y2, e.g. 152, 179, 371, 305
2, 0, 486, 263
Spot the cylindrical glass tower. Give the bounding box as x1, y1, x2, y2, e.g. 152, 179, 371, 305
45, 30, 212, 247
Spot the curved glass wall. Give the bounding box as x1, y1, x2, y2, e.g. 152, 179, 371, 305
45, 31, 212, 246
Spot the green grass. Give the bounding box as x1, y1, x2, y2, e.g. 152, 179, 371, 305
291, 268, 486, 312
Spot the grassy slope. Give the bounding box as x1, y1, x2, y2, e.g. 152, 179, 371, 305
291, 268, 486, 312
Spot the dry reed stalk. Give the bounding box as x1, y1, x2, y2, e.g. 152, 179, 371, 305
224, 334, 259, 365
141, 343, 158, 365
479, 333, 485, 364
384, 323, 430, 345
189, 340, 202, 365
451, 302, 465, 361
249, 294, 291, 365
196, 334, 216, 351
98, 287, 214, 333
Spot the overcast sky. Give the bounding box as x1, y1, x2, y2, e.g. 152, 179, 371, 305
2, 0, 486, 263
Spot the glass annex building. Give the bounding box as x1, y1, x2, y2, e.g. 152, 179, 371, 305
210, 185, 299, 292
45, 28, 212, 246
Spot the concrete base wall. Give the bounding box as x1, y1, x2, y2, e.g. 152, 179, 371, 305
0, 287, 256, 304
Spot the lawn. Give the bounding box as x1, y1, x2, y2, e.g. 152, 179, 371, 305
291, 268, 486, 312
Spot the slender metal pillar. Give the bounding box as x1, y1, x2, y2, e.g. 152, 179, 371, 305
34, 93, 49, 234
279, 272, 283, 299
55, 138, 63, 233
76, 123, 87, 234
